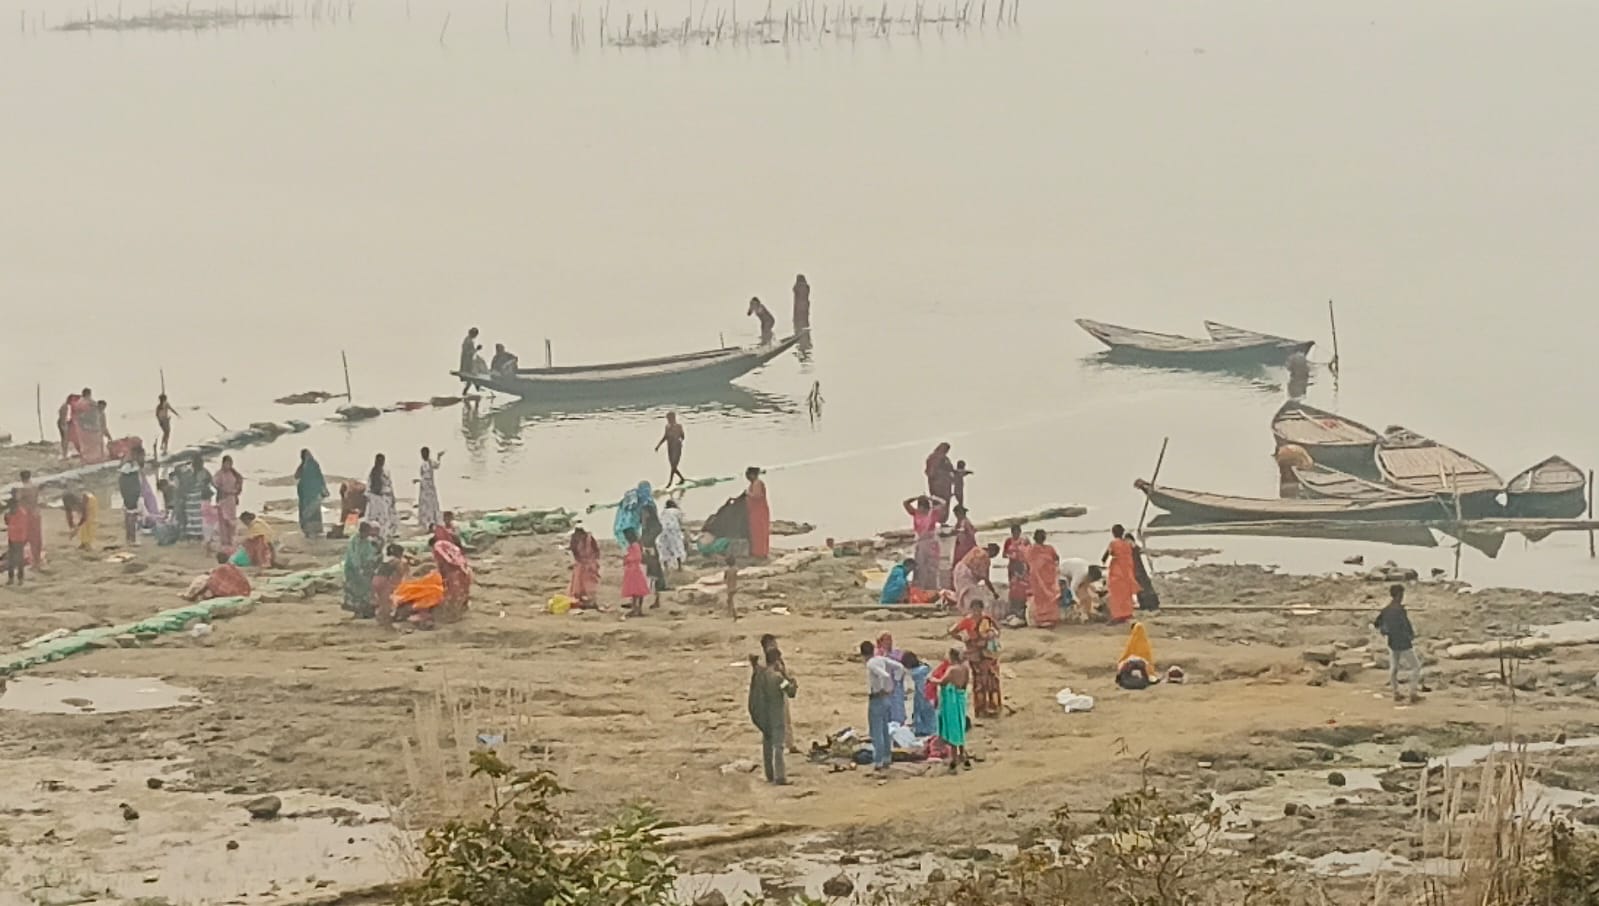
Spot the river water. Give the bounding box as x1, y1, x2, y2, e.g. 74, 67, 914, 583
4, 0, 1598, 590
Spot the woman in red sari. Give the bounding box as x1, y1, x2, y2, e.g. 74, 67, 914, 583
1023, 529, 1061, 628
744, 467, 770, 559
950, 599, 1002, 718
950, 506, 977, 571
1102, 524, 1138, 624
567, 527, 602, 606
431, 535, 473, 620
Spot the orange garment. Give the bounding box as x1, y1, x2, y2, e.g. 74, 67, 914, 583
907, 587, 941, 605
746, 478, 771, 558
958, 546, 991, 575
1105, 537, 1137, 623
395, 572, 446, 611
1023, 543, 1061, 628
1117, 621, 1155, 673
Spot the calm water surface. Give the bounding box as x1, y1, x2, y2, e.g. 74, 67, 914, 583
3, 0, 1597, 590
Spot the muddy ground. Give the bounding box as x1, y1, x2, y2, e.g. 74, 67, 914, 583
3, 470, 1599, 905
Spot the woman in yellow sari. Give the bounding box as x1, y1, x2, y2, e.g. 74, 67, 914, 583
63, 491, 98, 550
238, 512, 276, 568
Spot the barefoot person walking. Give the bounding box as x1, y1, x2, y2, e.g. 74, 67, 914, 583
655, 413, 687, 488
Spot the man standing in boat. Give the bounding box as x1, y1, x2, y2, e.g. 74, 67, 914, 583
748, 297, 776, 344
458, 327, 481, 392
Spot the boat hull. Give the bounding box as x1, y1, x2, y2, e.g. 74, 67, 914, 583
1505, 455, 1587, 518
1506, 489, 1587, 519
1137, 480, 1444, 523
1077, 319, 1311, 368
1375, 427, 1505, 518
1271, 402, 1381, 477
452, 335, 799, 401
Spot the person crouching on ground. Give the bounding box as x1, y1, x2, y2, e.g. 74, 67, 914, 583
748, 647, 797, 785
1374, 584, 1422, 704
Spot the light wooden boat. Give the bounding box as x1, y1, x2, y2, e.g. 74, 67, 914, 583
1075, 319, 1311, 367
1292, 463, 1416, 502
452, 334, 800, 400
1272, 401, 1381, 476
1375, 427, 1504, 516
1203, 321, 1313, 354
1135, 479, 1442, 523
1506, 455, 1587, 518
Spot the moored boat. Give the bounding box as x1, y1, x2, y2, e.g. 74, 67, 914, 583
1203, 321, 1313, 353
1272, 401, 1381, 476
1506, 455, 1587, 518
452, 335, 800, 400
1075, 319, 1311, 367
1375, 427, 1504, 516
1292, 462, 1412, 502
1135, 479, 1444, 523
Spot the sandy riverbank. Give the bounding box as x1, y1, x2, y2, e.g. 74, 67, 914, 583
3, 502, 1599, 903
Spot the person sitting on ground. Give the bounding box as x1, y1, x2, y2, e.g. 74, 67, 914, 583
185, 552, 252, 601
879, 558, 917, 605
1116, 621, 1157, 690
1374, 583, 1422, 704
235, 512, 276, 568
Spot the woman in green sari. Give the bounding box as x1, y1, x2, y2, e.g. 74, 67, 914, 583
342, 523, 380, 618
295, 449, 329, 540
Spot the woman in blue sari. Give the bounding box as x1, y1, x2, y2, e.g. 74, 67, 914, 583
903, 652, 938, 737
295, 449, 329, 539
879, 558, 916, 605
612, 481, 655, 546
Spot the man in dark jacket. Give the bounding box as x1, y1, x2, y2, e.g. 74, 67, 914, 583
748, 648, 797, 784
1374, 584, 1421, 704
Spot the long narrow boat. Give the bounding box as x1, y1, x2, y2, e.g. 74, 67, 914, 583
1134, 479, 1442, 523
1272, 401, 1381, 476
1203, 321, 1314, 353
1506, 455, 1588, 518
1075, 319, 1311, 366
452, 335, 800, 400
1292, 463, 1415, 502
1375, 427, 1504, 516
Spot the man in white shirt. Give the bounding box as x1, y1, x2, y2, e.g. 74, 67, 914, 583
1060, 557, 1104, 622
861, 641, 906, 771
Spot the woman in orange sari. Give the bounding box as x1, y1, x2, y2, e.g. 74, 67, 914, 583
1102, 524, 1137, 624
950, 600, 1002, 718
1023, 529, 1061, 628
744, 467, 770, 559
567, 527, 602, 606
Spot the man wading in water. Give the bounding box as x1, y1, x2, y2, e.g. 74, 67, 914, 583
655, 412, 687, 488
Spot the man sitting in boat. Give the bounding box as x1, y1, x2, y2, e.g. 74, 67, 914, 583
490, 344, 520, 376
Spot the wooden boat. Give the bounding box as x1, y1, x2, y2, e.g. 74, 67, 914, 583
1075, 319, 1312, 367
452, 335, 800, 400
1203, 321, 1313, 354
1292, 463, 1416, 502
1272, 401, 1381, 475
1135, 479, 1443, 523
1506, 455, 1587, 518
1375, 427, 1504, 516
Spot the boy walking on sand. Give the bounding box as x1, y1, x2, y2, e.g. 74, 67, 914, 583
1374, 584, 1422, 704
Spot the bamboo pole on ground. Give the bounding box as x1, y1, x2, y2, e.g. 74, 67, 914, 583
1134, 436, 1169, 536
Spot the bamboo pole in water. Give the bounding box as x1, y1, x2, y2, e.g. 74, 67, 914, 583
341, 350, 352, 400
1327, 298, 1341, 377
1135, 436, 1170, 536
1588, 470, 1594, 557
35, 383, 44, 443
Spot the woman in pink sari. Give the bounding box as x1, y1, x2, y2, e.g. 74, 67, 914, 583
567, 527, 602, 606
904, 494, 946, 592
213, 455, 244, 549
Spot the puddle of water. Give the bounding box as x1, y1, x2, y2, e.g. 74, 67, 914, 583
0, 676, 203, 714
1433, 736, 1599, 769
1533, 619, 1599, 644
1215, 769, 1383, 827
0, 757, 410, 904
677, 849, 968, 903
1274, 849, 1460, 879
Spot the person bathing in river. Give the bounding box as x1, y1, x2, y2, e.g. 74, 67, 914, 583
747, 297, 776, 343
655, 412, 687, 488
156, 394, 178, 457
792, 274, 811, 328
903, 495, 945, 593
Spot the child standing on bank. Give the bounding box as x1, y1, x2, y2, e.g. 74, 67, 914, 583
1374, 584, 1423, 704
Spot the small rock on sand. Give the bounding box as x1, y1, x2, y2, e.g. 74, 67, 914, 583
821, 874, 855, 897
718, 760, 759, 776
1215, 769, 1270, 794
243, 795, 283, 820
1301, 647, 1337, 667
693, 893, 729, 906
1398, 750, 1428, 765
1327, 771, 1347, 787
146, 778, 164, 790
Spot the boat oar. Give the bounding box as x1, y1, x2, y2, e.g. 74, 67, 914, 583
1135, 437, 1170, 536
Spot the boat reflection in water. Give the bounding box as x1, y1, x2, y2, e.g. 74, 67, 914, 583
1145, 515, 1442, 550
459, 384, 797, 447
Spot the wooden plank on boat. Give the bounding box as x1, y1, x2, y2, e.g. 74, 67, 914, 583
1375, 427, 1503, 497
1291, 464, 1402, 502
1273, 402, 1379, 448
1203, 321, 1313, 351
